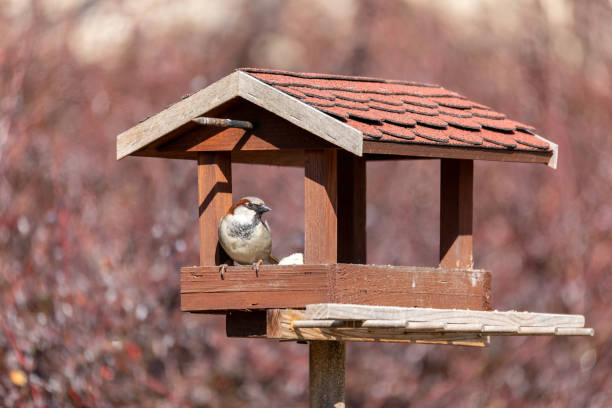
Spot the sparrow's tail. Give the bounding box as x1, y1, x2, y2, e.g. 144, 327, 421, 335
268, 254, 280, 264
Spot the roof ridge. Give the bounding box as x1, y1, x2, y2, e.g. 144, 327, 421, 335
244, 80, 458, 97
238, 67, 441, 88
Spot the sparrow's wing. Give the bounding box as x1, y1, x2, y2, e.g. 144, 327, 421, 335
268, 253, 279, 264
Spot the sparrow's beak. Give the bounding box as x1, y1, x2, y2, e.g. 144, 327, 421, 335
258, 204, 271, 213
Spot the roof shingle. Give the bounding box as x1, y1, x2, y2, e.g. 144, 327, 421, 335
240, 68, 551, 153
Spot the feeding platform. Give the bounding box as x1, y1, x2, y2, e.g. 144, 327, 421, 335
117, 68, 591, 407
264, 303, 593, 347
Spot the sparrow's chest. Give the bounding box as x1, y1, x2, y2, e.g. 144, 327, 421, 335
227, 217, 263, 240
220, 215, 270, 245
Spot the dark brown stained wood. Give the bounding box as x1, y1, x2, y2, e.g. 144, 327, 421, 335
305, 149, 338, 264
226, 311, 267, 338
133, 149, 197, 160
150, 143, 307, 165
440, 159, 473, 269
337, 151, 366, 263
181, 264, 329, 310
159, 104, 333, 153
197, 152, 232, 266
364, 153, 438, 161
332, 264, 489, 308
180, 264, 492, 311
363, 140, 553, 165
231, 150, 305, 167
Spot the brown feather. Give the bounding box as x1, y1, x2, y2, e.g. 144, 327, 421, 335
227, 198, 251, 215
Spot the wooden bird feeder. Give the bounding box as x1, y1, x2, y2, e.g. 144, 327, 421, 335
116, 69, 592, 407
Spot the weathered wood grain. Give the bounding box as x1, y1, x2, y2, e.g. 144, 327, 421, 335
117, 72, 240, 159
234, 308, 590, 345
180, 264, 491, 311
272, 312, 592, 337
305, 149, 338, 264
554, 328, 594, 336
306, 304, 585, 327
309, 340, 346, 408
534, 133, 559, 168
197, 152, 232, 266
440, 159, 473, 269
266, 309, 486, 347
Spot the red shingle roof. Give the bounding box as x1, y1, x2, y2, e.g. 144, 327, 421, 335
240, 68, 550, 152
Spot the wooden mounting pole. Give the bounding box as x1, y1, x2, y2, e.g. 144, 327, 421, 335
440, 159, 473, 269
309, 341, 346, 408
305, 149, 345, 408
197, 152, 232, 266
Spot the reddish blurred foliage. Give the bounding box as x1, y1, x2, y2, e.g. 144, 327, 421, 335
0, 1, 611, 407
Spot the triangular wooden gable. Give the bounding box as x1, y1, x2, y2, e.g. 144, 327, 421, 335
116, 71, 363, 161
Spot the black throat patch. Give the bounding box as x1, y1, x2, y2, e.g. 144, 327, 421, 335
228, 215, 261, 240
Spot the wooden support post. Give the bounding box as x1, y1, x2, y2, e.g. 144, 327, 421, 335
440, 159, 473, 269
305, 149, 338, 263
197, 152, 232, 266
309, 341, 346, 408
337, 151, 366, 264
305, 149, 344, 408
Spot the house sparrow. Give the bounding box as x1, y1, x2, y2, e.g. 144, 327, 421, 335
218, 196, 278, 277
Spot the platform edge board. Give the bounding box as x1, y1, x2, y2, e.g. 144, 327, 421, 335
180, 264, 491, 312
305, 303, 585, 327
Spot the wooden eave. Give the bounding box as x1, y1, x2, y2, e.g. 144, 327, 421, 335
362, 140, 557, 166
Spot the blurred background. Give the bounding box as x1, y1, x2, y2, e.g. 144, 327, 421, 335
1, 0, 611, 406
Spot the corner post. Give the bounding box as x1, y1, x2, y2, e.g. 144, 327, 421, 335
440, 159, 473, 269
337, 151, 366, 264
197, 152, 232, 266
305, 149, 345, 408
305, 149, 338, 263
